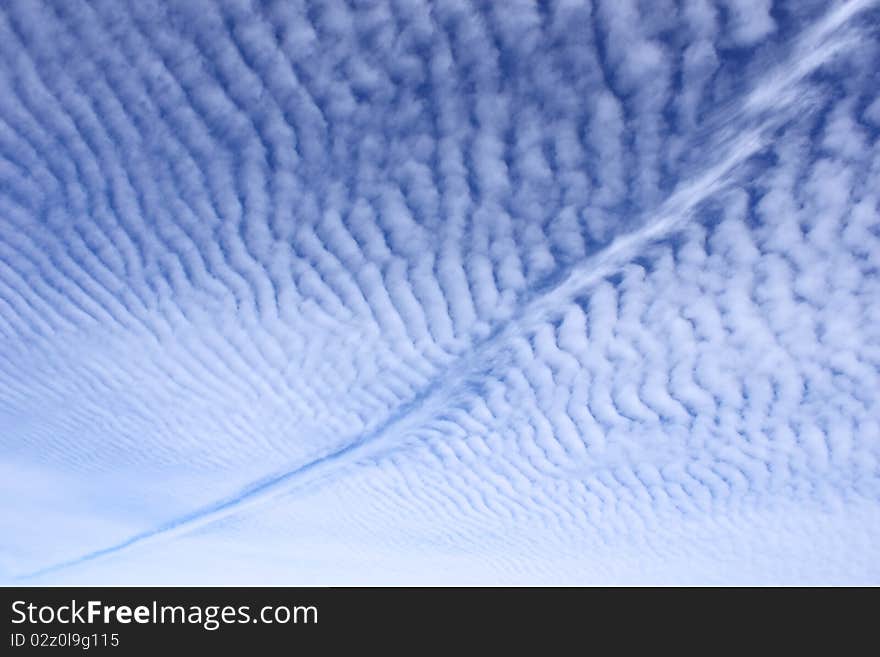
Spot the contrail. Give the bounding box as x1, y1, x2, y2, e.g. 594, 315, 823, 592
19, 0, 875, 580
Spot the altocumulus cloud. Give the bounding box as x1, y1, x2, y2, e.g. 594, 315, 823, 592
0, 0, 878, 584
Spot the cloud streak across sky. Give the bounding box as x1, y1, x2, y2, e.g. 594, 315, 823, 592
0, 0, 879, 584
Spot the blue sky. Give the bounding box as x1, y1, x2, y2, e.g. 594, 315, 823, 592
1, 0, 879, 584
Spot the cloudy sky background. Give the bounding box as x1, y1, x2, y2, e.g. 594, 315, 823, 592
1, 0, 879, 584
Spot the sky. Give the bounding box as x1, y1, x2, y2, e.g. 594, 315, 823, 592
0, 0, 878, 585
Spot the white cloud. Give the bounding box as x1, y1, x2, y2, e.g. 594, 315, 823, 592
0, 0, 878, 584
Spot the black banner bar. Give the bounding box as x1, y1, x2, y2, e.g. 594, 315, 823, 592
0, 586, 861, 653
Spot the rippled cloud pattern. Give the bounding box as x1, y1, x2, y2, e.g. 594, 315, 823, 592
1, 0, 879, 584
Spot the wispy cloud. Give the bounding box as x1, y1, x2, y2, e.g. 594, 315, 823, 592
1, 0, 878, 584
